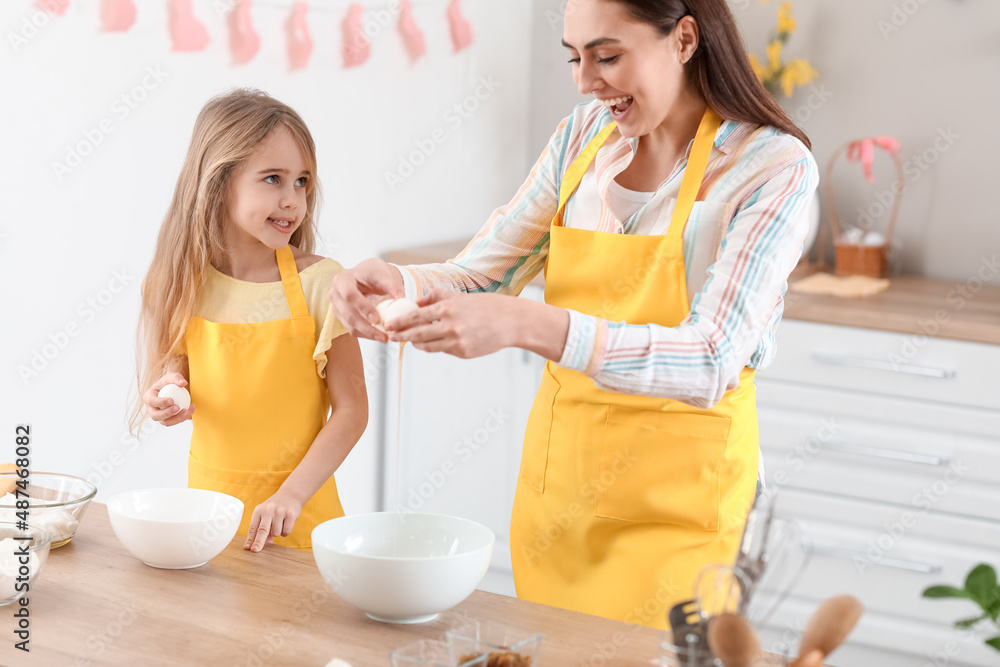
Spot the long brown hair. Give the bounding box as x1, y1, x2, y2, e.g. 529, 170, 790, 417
128, 88, 322, 433
612, 0, 811, 149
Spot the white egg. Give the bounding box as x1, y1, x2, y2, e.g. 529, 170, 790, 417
375, 298, 419, 331
157, 384, 191, 411
862, 231, 885, 247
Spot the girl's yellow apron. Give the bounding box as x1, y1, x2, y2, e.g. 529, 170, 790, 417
510, 110, 758, 629
184, 245, 345, 550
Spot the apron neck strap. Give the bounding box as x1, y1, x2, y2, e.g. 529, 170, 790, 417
551, 108, 722, 236
553, 122, 619, 228
666, 108, 722, 241
276, 245, 310, 319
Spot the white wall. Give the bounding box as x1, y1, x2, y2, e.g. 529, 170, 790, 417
528, 0, 1000, 284
0, 0, 534, 514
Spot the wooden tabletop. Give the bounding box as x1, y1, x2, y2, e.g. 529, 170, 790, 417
383, 238, 1000, 346
4, 503, 791, 667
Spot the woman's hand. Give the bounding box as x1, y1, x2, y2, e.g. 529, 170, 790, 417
142, 372, 195, 426
385, 290, 522, 358
328, 258, 405, 343
244, 492, 303, 553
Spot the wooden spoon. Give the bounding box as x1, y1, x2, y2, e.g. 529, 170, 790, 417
793, 595, 864, 665
708, 612, 761, 667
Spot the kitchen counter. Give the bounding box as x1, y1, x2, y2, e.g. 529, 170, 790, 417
383, 238, 1000, 346
10, 504, 791, 667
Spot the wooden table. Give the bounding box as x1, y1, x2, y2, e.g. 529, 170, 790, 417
3, 504, 789, 667
383, 238, 1000, 345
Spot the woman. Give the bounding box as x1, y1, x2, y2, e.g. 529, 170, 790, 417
329, 0, 818, 629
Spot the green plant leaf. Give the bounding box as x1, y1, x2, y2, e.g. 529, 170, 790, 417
988, 588, 1000, 621
966, 564, 998, 606
924, 585, 973, 600
955, 615, 987, 628
985, 636, 1000, 652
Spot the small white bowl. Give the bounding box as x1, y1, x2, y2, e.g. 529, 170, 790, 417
106, 488, 243, 569
312, 512, 495, 624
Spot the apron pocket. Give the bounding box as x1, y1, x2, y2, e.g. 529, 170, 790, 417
595, 407, 732, 531
518, 364, 561, 493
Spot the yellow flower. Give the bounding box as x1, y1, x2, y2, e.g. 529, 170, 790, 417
780, 59, 818, 97
749, 54, 765, 82
767, 40, 783, 72
777, 3, 797, 34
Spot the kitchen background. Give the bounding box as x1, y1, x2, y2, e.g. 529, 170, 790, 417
1, 0, 998, 665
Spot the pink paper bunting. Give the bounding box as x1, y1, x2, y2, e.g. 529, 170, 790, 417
169, 0, 210, 52
100, 0, 136, 32
35, 0, 69, 16
286, 2, 313, 70
447, 0, 473, 52
342, 3, 370, 69
228, 0, 260, 65
398, 0, 426, 63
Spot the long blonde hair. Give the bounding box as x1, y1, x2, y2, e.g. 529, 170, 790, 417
129, 88, 322, 433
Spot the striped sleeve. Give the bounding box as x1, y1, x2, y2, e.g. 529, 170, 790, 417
558, 154, 819, 408
398, 104, 611, 298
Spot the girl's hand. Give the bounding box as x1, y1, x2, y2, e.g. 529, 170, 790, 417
244, 492, 302, 553
386, 290, 518, 359
142, 372, 195, 426
328, 258, 405, 343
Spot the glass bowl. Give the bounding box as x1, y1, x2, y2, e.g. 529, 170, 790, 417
390, 639, 487, 666
0, 522, 51, 606
0, 472, 96, 548
660, 632, 723, 667
446, 620, 542, 666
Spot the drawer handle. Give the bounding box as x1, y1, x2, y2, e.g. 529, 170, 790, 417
811, 351, 956, 379
813, 439, 950, 467
812, 543, 942, 574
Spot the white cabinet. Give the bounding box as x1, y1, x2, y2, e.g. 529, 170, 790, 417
380, 287, 547, 597
757, 320, 1000, 667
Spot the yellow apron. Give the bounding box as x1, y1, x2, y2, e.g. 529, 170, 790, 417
184, 245, 345, 550
510, 110, 758, 629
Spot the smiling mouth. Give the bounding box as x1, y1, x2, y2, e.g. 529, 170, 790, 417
598, 95, 633, 115
268, 217, 295, 233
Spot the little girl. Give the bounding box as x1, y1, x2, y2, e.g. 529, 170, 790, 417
130, 88, 368, 552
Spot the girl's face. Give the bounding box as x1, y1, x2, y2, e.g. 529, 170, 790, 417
228, 125, 311, 251
563, 0, 694, 139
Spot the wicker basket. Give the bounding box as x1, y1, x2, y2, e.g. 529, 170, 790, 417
821, 139, 903, 278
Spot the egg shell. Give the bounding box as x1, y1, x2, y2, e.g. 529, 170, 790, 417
376, 298, 419, 330
0, 465, 20, 496
157, 384, 191, 411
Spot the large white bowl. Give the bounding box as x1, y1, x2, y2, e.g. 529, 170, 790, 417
106, 488, 243, 569
312, 512, 495, 624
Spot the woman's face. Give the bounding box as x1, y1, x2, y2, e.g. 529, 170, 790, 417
563, 0, 696, 139
227, 124, 311, 252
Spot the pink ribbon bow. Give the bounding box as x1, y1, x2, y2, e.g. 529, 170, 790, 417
846, 136, 900, 183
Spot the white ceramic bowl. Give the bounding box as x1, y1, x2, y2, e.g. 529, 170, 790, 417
312, 512, 495, 624
106, 488, 243, 569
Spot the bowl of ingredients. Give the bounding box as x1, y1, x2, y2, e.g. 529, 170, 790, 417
447, 620, 541, 666
0, 522, 51, 606
312, 512, 494, 624
390, 639, 488, 666
106, 488, 243, 569
0, 471, 97, 548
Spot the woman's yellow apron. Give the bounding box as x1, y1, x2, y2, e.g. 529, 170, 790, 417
184, 245, 344, 550
510, 110, 758, 629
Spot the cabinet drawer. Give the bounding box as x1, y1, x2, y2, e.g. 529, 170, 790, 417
764, 321, 1000, 411
762, 490, 1000, 630
761, 597, 1000, 667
